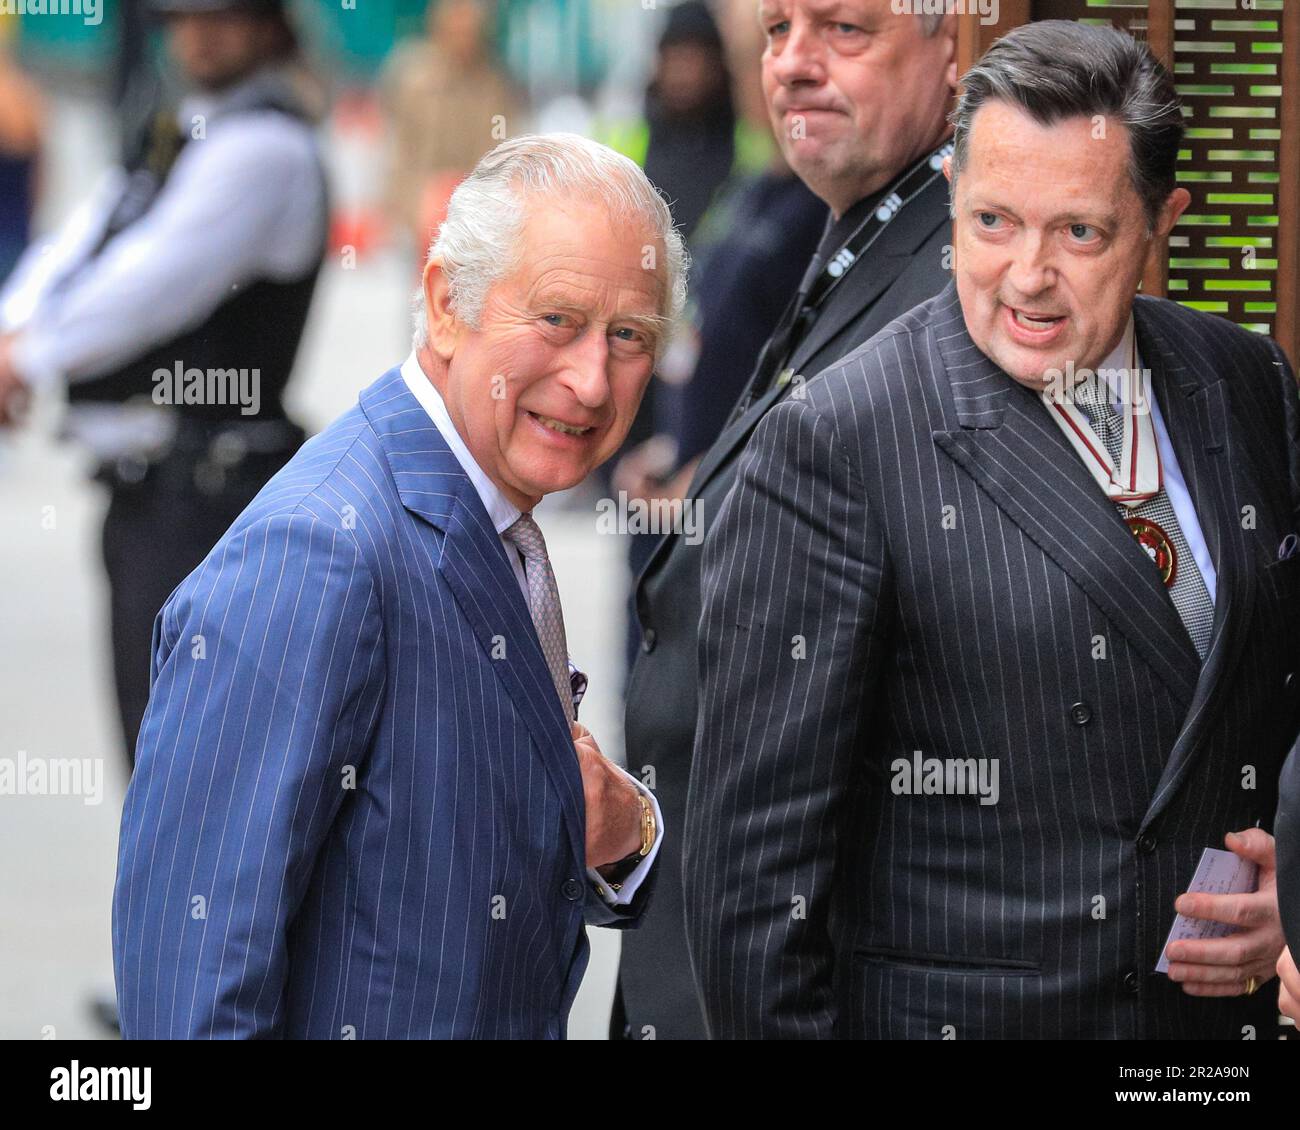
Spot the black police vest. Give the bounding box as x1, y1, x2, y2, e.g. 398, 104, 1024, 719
67, 88, 327, 425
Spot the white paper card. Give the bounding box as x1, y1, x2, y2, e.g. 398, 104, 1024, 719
1156, 847, 1258, 973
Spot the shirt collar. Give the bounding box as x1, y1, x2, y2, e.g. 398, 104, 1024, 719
1089, 313, 1139, 410
399, 353, 522, 537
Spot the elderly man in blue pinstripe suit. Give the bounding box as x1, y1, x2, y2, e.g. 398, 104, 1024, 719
112, 134, 681, 1038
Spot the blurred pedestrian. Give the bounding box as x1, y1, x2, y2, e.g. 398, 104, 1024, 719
380, 0, 521, 252
0, 19, 44, 285
0, 0, 327, 770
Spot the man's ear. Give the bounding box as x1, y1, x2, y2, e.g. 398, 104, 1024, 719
422, 257, 460, 361
941, 15, 959, 92
1154, 187, 1191, 241
942, 154, 953, 183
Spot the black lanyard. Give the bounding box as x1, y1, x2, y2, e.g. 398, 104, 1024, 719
799, 139, 952, 316
735, 139, 953, 413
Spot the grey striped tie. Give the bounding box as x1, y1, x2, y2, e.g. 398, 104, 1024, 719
1070, 380, 1215, 660
504, 514, 574, 720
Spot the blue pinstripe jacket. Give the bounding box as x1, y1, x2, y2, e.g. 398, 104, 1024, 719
112, 366, 654, 1039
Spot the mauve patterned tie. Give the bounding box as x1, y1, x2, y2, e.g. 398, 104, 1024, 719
504, 514, 574, 720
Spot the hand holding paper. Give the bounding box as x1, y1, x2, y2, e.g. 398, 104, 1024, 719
1160, 829, 1285, 997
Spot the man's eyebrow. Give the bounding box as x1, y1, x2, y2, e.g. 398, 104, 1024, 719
529, 295, 669, 337
616, 311, 671, 338
969, 199, 1119, 228
528, 294, 586, 315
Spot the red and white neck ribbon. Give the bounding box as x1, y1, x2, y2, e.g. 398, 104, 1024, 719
1042, 341, 1161, 510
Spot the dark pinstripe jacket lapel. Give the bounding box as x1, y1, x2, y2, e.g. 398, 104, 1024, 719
1133, 301, 1258, 826
930, 294, 1201, 712
360, 371, 587, 867
931, 287, 1265, 823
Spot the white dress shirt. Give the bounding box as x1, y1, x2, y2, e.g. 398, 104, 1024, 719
400, 354, 662, 906
1082, 316, 1218, 603
0, 69, 326, 459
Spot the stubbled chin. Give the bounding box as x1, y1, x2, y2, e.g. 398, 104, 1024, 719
978, 333, 1056, 387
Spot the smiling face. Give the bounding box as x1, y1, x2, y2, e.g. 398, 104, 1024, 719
420, 198, 665, 512
758, 0, 956, 216
946, 100, 1190, 388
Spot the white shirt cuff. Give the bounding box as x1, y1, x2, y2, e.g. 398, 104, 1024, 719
587, 768, 663, 907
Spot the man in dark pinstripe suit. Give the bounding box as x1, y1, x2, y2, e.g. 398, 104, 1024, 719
686, 22, 1300, 1039
620, 0, 959, 1040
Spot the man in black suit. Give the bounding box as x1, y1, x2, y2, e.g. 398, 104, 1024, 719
686, 21, 1300, 1039
617, 1, 960, 1038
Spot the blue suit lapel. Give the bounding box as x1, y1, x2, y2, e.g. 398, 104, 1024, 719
360, 368, 587, 868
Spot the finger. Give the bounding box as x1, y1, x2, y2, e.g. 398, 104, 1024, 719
1179, 980, 1255, 998
1165, 961, 1274, 986
1281, 983, 1300, 1021
1174, 890, 1269, 929
1279, 949, 1300, 995
1225, 827, 1275, 869
1165, 933, 1267, 967
1165, 961, 1245, 984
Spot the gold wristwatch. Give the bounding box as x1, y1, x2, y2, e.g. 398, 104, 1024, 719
605, 794, 656, 892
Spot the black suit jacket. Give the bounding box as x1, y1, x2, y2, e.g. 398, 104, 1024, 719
684, 282, 1300, 1039
618, 174, 952, 1038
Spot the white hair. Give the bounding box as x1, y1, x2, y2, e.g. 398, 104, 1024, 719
411, 133, 688, 357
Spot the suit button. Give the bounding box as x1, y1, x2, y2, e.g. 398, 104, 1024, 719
561, 878, 583, 901
1285, 671, 1296, 694
1122, 970, 1142, 994
1069, 701, 1092, 726
641, 628, 657, 654
1137, 833, 1158, 854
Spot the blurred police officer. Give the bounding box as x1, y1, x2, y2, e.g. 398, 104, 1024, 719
0, 0, 327, 768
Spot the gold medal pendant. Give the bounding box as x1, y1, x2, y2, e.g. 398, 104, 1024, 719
1125, 515, 1178, 587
